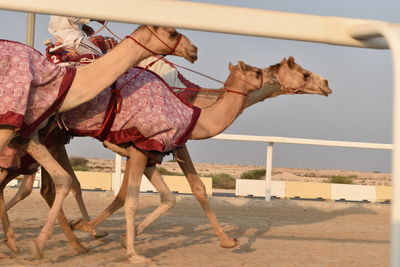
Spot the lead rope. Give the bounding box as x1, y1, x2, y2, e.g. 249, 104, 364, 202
101, 25, 262, 95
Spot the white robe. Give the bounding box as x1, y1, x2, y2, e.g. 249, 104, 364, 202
48, 16, 102, 55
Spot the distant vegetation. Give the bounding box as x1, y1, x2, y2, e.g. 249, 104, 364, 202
326, 175, 355, 184
157, 167, 184, 176
239, 169, 266, 180
69, 157, 89, 171
209, 173, 236, 189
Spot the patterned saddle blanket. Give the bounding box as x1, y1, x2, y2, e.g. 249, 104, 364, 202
0, 40, 75, 169
0, 40, 75, 136
62, 67, 201, 153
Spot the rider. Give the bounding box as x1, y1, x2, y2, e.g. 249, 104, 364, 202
48, 16, 104, 56
47, 16, 200, 101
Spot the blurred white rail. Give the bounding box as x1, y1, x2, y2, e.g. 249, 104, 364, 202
211, 133, 392, 201
1, 0, 399, 265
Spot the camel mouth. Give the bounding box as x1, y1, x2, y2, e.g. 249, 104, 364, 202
184, 54, 197, 63
184, 46, 198, 63
321, 87, 332, 96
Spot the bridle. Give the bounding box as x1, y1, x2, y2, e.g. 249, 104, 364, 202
276, 64, 311, 95
125, 26, 183, 56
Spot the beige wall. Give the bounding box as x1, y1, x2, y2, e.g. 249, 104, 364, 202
75, 171, 112, 190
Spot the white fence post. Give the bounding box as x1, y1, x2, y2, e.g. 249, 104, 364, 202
25, 13, 35, 46
265, 142, 274, 201
112, 154, 122, 195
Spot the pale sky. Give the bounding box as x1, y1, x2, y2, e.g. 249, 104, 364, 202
0, 0, 399, 172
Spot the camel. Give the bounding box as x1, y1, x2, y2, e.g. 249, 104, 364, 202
0, 25, 198, 258
4, 57, 330, 263
1, 61, 263, 263
70, 56, 332, 247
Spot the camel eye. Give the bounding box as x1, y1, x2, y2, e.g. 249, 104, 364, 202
169, 31, 178, 38
303, 72, 311, 80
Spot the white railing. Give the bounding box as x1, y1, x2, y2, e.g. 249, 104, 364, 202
114, 134, 392, 200
1, 1, 399, 265
211, 133, 392, 201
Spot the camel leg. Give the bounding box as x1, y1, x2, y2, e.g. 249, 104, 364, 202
175, 145, 238, 248
52, 144, 107, 238
72, 159, 131, 232
21, 137, 73, 258
5, 173, 36, 211
136, 166, 176, 235
0, 171, 19, 253
125, 146, 150, 263
40, 168, 89, 254
0, 128, 16, 153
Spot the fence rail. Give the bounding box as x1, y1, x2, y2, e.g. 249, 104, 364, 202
210, 133, 392, 201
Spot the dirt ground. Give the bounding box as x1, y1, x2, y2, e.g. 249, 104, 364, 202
0, 188, 390, 267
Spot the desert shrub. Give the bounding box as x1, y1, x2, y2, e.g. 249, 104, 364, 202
69, 157, 89, 171
157, 167, 184, 176
240, 169, 266, 180
69, 157, 89, 167
72, 165, 90, 171
327, 175, 355, 184
210, 173, 236, 189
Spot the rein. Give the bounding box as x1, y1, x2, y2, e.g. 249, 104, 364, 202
171, 66, 263, 97
101, 25, 253, 96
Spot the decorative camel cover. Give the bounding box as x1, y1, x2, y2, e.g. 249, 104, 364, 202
62, 68, 201, 153
0, 40, 75, 137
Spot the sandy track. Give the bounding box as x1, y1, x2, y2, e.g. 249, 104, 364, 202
0, 189, 389, 267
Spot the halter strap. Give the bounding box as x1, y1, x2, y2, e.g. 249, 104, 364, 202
125, 26, 183, 56
277, 64, 310, 95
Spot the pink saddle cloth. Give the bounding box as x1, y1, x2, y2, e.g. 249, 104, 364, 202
0, 40, 75, 137
62, 68, 201, 153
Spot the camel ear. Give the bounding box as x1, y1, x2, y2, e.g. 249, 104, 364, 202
237, 61, 247, 72
288, 56, 295, 69
229, 62, 234, 71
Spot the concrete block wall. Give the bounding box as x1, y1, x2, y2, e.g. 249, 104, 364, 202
140, 175, 212, 194
75, 171, 113, 190
236, 179, 392, 202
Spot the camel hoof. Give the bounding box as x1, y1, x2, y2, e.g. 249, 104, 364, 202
71, 242, 90, 254
4, 239, 19, 253
128, 253, 152, 264
220, 238, 239, 249
91, 228, 108, 239
30, 240, 43, 259
69, 219, 85, 231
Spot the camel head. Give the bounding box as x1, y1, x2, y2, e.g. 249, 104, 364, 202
267, 56, 332, 96
224, 61, 263, 95
131, 25, 198, 63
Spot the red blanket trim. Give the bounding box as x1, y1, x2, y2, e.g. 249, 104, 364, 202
176, 106, 200, 145
0, 112, 24, 129
19, 67, 77, 137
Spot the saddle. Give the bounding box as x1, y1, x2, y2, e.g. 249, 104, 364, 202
44, 35, 117, 66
